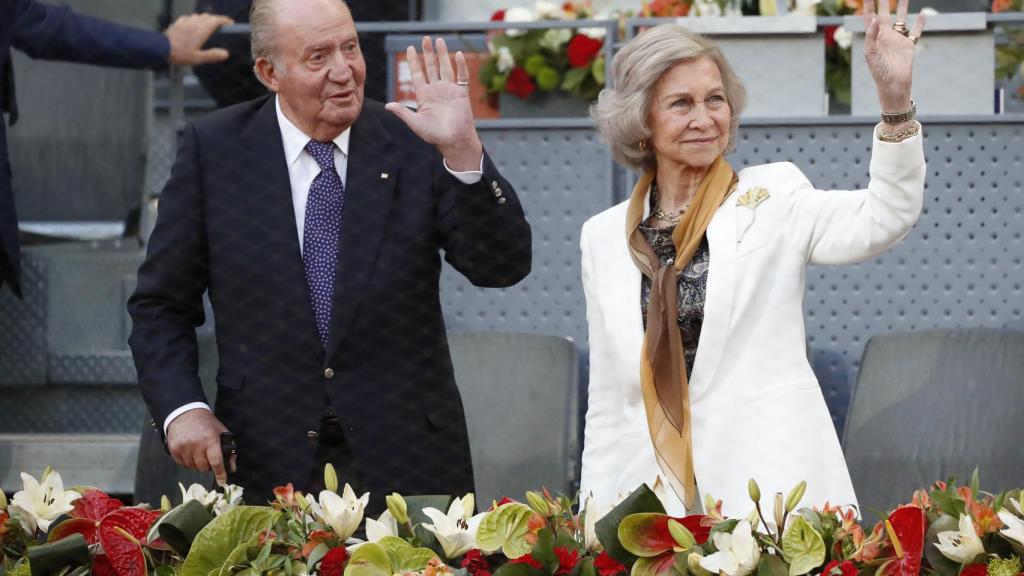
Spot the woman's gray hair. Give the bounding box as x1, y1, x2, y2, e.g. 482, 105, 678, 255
590, 24, 746, 171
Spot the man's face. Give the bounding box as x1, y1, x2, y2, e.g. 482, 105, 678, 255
259, 0, 366, 140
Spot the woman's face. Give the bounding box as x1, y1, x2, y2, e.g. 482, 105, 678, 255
647, 57, 732, 173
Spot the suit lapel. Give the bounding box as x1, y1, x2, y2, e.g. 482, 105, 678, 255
324, 108, 397, 362
239, 97, 321, 356
689, 188, 739, 400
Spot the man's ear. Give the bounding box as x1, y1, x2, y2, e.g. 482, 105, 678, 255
253, 56, 280, 91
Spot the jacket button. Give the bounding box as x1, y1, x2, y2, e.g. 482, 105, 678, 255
324, 367, 335, 379
307, 431, 319, 440
497, 197, 507, 205
493, 188, 503, 197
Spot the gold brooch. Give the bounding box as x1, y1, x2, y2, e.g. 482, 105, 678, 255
737, 186, 770, 209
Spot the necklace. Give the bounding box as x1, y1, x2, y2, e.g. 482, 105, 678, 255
651, 182, 692, 224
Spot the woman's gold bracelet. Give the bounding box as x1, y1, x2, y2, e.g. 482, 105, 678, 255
878, 122, 921, 143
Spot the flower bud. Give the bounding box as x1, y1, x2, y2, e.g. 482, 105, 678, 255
785, 481, 807, 513
41, 466, 54, 481
526, 491, 550, 516
324, 463, 338, 493
295, 492, 311, 511
667, 518, 696, 549
386, 493, 409, 525
748, 479, 761, 504
0, 489, 7, 511
160, 495, 172, 512
687, 550, 713, 576
746, 508, 760, 529
773, 492, 784, 530
462, 494, 476, 519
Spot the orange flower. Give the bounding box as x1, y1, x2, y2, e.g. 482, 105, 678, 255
992, 0, 1014, 12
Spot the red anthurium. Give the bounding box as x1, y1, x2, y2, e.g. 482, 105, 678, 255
618, 514, 708, 576
881, 506, 925, 576
97, 508, 162, 576
73, 489, 125, 521
960, 564, 988, 576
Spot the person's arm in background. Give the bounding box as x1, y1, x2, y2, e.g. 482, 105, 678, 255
12, 0, 232, 68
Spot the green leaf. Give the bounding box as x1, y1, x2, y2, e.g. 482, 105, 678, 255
631, 555, 681, 576
179, 506, 279, 576
344, 543, 392, 576
969, 468, 980, 495
561, 67, 589, 92
781, 516, 825, 576
710, 519, 740, 539
156, 499, 216, 557
494, 563, 545, 576
591, 57, 606, 85
306, 543, 330, 574
756, 554, 788, 576
618, 514, 676, 557
26, 533, 90, 576
929, 491, 966, 518
574, 556, 596, 576
923, 515, 961, 576
595, 484, 666, 568
405, 496, 453, 527
531, 529, 558, 574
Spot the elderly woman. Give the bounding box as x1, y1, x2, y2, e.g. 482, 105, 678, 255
579, 0, 926, 517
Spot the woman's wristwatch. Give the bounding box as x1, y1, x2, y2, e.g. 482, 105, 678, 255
878, 100, 920, 143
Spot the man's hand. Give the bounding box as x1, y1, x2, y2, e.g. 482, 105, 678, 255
166, 408, 236, 486
165, 13, 234, 66
385, 36, 483, 171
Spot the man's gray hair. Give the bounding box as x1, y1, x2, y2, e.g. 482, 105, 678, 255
249, 0, 350, 62
590, 24, 746, 172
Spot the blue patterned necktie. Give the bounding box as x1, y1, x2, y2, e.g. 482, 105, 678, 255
303, 140, 346, 349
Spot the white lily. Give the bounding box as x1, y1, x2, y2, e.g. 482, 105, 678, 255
935, 514, 985, 564
1010, 497, 1024, 516
178, 482, 244, 516
10, 471, 80, 534
539, 29, 572, 52
582, 494, 608, 552
316, 484, 369, 541
534, 0, 563, 18
698, 519, 761, 576
998, 508, 1024, 547
366, 509, 399, 542
422, 494, 486, 559
496, 46, 516, 74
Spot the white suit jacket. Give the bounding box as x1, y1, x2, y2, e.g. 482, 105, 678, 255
579, 127, 926, 518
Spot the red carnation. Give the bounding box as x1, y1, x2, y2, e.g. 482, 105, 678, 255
822, 560, 857, 576
462, 549, 491, 576
567, 34, 603, 68
553, 547, 580, 576
505, 67, 536, 100
960, 565, 987, 576
594, 552, 627, 576
508, 554, 543, 570
319, 546, 350, 576
490, 9, 506, 20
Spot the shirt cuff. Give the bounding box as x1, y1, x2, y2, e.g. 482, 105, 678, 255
443, 155, 484, 185
164, 402, 213, 435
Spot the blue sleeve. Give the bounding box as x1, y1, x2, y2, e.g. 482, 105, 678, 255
12, 0, 170, 70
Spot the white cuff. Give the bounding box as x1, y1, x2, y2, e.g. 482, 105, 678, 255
164, 402, 212, 435
443, 155, 484, 185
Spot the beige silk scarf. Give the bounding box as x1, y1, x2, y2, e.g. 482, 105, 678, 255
625, 155, 737, 508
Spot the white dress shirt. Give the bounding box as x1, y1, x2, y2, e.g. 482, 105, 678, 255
164, 96, 485, 434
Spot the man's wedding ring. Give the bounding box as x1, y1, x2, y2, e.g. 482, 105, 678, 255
456, 80, 470, 86
892, 20, 910, 36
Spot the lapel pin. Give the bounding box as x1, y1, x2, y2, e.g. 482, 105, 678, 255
737, 186, 769, 209
381, 172, 389, 180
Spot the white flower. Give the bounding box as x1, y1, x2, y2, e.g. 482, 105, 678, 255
1011, 497, 1024, 516
496, 46, 516, 74
935, 514, 985, 564
833, 25, 852, 50
421, 494, 486, 560
539, 28, 573, 51
582, 494, 608, 552
178, 482, 243, 516
578, 27, 607, 40
534, 0, 563, 18
698, 519, 761, 576
998, 508, 1024, 547
315, 484, 369, 541
920, 6, 939, 15
10, 471, 80, 534
366, 509, 399, 542
503, 7, 535, 37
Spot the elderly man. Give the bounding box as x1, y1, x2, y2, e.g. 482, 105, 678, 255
128, 0, 532, 505
0, 0, 233, 297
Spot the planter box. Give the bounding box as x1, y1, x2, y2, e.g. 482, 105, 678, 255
674, 15, 826, 117
499, 91, 592, 118
846, 12, 993, 116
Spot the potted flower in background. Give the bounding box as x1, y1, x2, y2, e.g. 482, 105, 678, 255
480, 1, 610, 117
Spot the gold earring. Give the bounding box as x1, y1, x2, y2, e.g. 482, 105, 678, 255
638, 140, 647, 151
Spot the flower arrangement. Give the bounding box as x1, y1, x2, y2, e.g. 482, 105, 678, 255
992, 0, 1024, 105
3, 466, 1024, 576
480, 1, 608, 102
